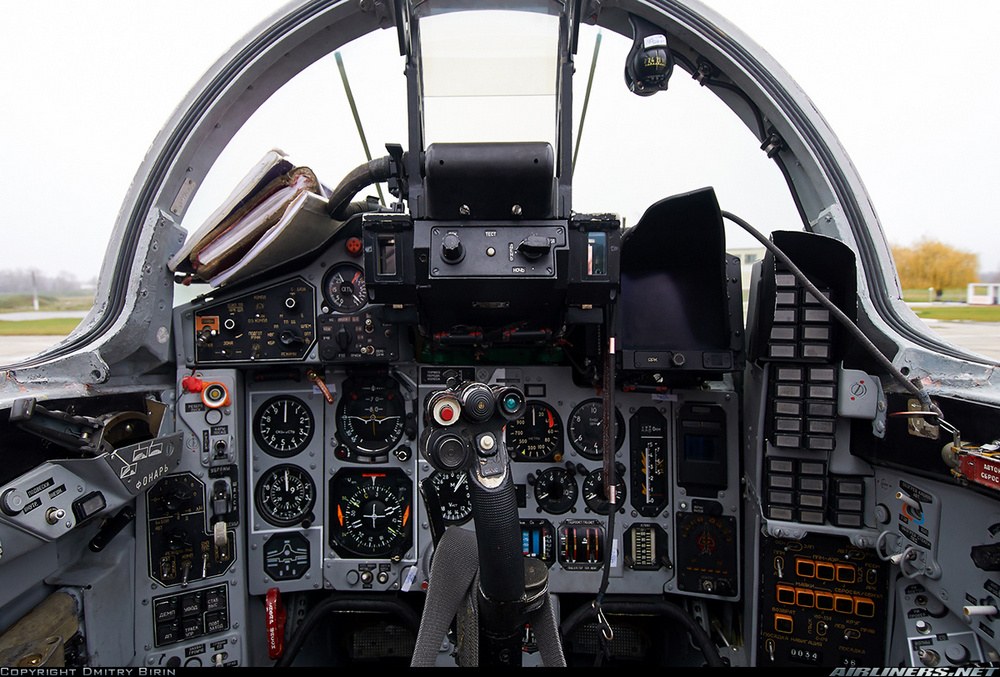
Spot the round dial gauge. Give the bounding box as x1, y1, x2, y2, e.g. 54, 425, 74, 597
330, 469, 412, 558
254, 395, 314, 457
583, 466, 628, 515
255, 464, 316, 527
427, 470, 473, 526
533, 467, 578, 515
337, 382, 405, 456
505, 401, 563, 462
323, 263, 367, 313
567, 399, 626, 460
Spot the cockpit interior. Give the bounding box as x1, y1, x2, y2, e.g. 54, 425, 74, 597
2, 0, 999, 669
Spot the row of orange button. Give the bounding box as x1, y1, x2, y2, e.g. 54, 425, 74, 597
795, 557, 856, 583
775, 584, 876, 617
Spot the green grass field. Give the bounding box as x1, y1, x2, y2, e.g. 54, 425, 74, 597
0, 318, 83, 335
911, 306, 1000, 322
0, 293, 94, 313
902, 288, 968, 303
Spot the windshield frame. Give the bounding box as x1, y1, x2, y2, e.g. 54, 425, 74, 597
5, 0, 993, 396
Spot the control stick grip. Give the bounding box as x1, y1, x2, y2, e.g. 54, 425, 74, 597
470, 472, 525, 602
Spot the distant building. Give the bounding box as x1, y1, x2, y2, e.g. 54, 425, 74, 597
968, 283, 1000, 305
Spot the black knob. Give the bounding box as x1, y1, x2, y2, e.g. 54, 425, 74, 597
516, 236, 550, 261
441, 233, 465, 263
280, 330, 304, 346
336, 327, 352, 351
429, 431, 469, 471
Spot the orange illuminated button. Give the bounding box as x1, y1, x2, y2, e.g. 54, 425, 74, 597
834, 594, 854, 614
854, 597, 875, 618
775, 614, 794, 634
776, 585, 796, 606
815, 562, 835, 581
795, 558, 815, 578
836, 564, 856, 584
815, 592, 835, 611
795, 588, 815, 608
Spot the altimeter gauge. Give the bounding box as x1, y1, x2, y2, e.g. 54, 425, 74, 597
255, 464, 316, 527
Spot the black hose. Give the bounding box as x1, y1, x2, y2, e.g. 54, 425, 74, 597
274, 594, 420, 668
560, 596, 726, 667
325, 156, 394, 220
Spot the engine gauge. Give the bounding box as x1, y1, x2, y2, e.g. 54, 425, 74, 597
254, 464, 316, 527
330, 468, 412, 558
533, 467, 578, 515
323, 263, 368, 313
505, 401, 563, 462
567, 399, 625, 460
336, 377, 406, 457
582, 465, 628, 515
427, 470, 473, 526
253, 395, 314, 457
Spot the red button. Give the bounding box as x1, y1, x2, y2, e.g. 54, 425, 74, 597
441, 406, 454, 421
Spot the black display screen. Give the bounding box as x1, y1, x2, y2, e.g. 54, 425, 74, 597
620, 270, 727, 351
684, 433, 720, 463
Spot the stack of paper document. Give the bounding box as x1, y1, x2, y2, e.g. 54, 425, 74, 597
168, 149, 339, 287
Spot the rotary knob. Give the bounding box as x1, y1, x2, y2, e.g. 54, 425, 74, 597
1, 488, 26, 516
441, 233, 465, 264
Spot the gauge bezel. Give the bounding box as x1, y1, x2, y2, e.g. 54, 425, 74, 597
567, 398, 626, 461
533, 467, 579, 515
506, 400, 564, 462
336, 377, 406, 457
322, 262, 368, 313
254, 463, 317, 528
582, 467, 628, 515
329, 468, 412, 558
428, 470, 473, 526
253, 395, 315, 458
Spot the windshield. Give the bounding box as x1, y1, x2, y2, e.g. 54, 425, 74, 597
421, 11, 559, 147
2, 0, 997, 371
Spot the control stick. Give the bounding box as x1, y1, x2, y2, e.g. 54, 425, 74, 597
420, 381, 545, 664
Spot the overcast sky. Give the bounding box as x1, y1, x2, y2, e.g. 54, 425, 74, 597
2, 1, 998, 283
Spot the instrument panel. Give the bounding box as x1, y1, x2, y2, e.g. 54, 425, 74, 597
167, 241, 744, 608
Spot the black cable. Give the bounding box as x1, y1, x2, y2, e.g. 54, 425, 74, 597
720, 209, 935, 413
274, 594, 420, 668
561, 596, 725, 667
325, 156, 394, 220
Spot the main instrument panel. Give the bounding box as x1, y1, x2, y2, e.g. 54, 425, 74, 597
123, 198, 997, 668
153, 214, 748, 665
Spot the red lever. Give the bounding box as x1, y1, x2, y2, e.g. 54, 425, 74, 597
265, 587, 286, 660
